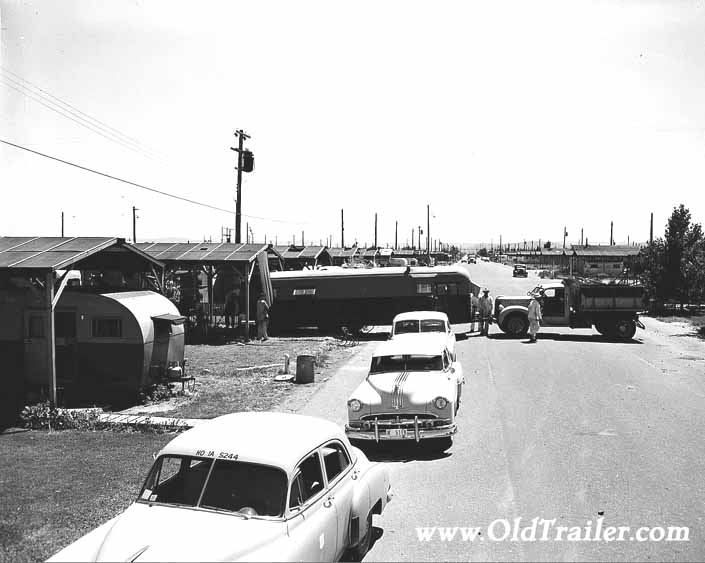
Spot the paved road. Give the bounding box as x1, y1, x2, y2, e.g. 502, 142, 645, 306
281, 261, 705, 561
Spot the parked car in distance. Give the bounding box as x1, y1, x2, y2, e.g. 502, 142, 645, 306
48, 412, 392, 562
512, 264, 528, 277
468, 256, 477, 264
346, 337, 464, 449
390, 310, 456, 360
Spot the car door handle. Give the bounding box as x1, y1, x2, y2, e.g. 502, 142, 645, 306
323, 496, 334, 508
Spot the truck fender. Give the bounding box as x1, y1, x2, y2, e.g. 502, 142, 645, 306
496, 305, 528, 327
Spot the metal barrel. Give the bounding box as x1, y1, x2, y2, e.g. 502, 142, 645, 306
295, 355, 315, 384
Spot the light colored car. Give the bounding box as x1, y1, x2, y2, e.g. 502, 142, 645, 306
346, 337, 464, 447
48, 412, 392, 562
390, 310, 456, 360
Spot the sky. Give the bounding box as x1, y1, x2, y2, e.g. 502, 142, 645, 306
1, 0, 704, 250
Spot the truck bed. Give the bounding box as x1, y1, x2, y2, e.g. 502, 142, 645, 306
573, 284, 644, 312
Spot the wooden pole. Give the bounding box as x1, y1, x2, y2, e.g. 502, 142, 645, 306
45, 272, 57, 405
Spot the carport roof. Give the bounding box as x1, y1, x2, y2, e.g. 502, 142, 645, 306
571, 245, 642, 257
135, 241, 280, 264
0, 237, 162, 272
328, 247, 359, 258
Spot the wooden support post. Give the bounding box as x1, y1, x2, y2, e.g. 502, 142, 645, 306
45, 272, 57, 405
244, 263, 251, 341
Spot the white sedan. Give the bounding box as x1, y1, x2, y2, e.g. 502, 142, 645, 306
390, 310, 457, 360
49, 412, 392, 562
346, 337, 464, 448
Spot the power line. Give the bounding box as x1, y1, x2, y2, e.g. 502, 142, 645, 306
1, 77, 160, 163
1, 72, 163, 163
0, 138, 307, 224
1, 66, 162, 158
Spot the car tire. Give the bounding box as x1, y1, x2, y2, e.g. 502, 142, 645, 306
348, 512, 373, 561
614, 319, 637, 340
501, 314, 528, 337
594, 321, 614, 338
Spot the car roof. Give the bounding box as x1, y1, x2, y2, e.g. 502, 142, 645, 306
373, 335, 447, 357
159, 412, 348, 476
392, 310, 449, 322
515, 264, 527, 267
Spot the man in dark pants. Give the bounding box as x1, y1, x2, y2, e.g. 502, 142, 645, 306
478, 288, 493, 336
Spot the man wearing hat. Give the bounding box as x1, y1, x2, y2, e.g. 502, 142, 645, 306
527, 291, 543, 343
478, 288, 493, 336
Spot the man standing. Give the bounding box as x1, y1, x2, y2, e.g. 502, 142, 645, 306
527, 292, 543, 343
478, 288, 493, 336
256, 292, 270, 341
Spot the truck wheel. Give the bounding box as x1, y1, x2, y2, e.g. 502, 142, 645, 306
501, 314, 528, 337
614, 319, 636, 340
594, 321, 613, 337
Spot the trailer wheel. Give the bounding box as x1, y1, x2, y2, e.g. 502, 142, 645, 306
614, 319, 636, 340
501, 314, 528, 337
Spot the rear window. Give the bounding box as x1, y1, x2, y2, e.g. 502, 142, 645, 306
394, 320, 419, 334
420, 319, 445, 333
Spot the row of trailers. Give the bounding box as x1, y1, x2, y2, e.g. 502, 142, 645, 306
0, 237, 476, 426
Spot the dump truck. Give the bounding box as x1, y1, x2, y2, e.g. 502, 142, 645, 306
494, 278, 645, 339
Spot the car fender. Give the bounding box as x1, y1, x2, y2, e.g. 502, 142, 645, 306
496, 305, 528, 326
47, 514, 120, 561
350, 463, 390, 544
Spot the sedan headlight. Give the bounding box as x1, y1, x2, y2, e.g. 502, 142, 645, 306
348, 399, 362, 412
434, 396, 449, 410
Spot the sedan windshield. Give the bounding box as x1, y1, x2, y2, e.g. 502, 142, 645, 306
138, 456, 287, 517
394, 320, 419, 334
370, 354, 443, 373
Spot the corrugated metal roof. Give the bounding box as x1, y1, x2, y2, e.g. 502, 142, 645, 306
0, 237, 161, 271
328, 247, 359, 258
135, 242, 277, 263
298, 246, 329, 259
571, 245, 642, 257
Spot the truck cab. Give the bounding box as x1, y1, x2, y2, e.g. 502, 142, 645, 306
494, 278, 645, 340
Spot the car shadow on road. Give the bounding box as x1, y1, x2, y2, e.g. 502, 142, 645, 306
487, 332, 643, 344
354, 441, 452, 463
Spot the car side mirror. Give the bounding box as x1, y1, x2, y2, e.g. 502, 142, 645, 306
450, 367, 456, 374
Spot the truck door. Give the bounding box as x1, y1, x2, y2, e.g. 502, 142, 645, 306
540, 287, 567, 326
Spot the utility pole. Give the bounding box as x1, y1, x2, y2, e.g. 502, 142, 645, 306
562, 227, 567, 249
341, 209, 345, 248
610, 221, 614, 245
61, 212, 64, 237
374, 213, 378, 247
231, 129, 251, 243
426, 204, 430, 257
499, 234, 502, 253
395, 220, 398, 250
650, 212, 654, 244
132, 206, 138, 243
302, 231, 305, 246
581, 228, 584, 246
412, 228, 415, 250
246, 222, 249, 243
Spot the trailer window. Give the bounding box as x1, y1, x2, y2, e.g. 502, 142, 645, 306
416, 283, 433, 294
92, 318, 122, 338
293, 288, 316, 296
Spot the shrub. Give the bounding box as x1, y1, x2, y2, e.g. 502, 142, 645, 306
19, 401, 101, 430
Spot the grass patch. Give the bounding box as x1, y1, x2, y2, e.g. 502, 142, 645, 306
127, 336, 347, 419
0, 429, 173, 562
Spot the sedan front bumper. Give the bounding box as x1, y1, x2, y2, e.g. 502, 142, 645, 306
345, 416, 457, 442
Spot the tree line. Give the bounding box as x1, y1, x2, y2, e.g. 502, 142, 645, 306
634, 204, 705, 310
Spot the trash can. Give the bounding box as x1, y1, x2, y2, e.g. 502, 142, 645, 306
296, 355, 315, 384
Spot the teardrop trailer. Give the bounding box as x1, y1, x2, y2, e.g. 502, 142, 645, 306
494, 278, 646, 339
